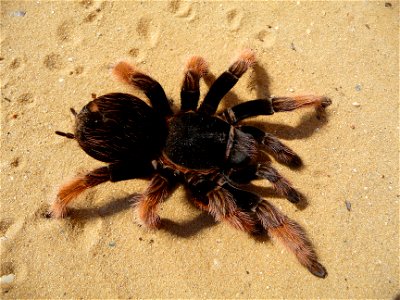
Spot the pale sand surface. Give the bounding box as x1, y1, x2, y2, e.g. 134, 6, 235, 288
1, 1, 399, 298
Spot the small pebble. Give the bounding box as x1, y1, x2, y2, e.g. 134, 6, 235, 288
345, 200, 351, 211
355, 84, 362, 91
11, 11, 26, 17
0, 274, 15, 284
352, 102, 361, 107
108, 241, 116, 247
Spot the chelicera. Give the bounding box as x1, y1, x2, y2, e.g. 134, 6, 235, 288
52, 50, 331, 278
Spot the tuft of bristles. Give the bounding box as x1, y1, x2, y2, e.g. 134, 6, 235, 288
229, 48, 256, 77
236, 48, 256, 66
112, 61, 136, 85
185, 56, 209, 77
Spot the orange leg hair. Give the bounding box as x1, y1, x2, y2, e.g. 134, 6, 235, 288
50, 166, 110, 218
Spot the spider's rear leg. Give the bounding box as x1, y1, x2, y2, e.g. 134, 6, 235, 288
180, 56, 208, 112
198, 49, 256, 115
50, 166, 110, 218
228, 163, 302, 204
134, 169, 178, 229
50, 162, 155, 218
112, 61, 173, 116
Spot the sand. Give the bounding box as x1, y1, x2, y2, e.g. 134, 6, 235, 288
1, 0, 399, 298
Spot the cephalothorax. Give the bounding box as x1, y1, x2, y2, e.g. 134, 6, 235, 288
52, 50, 331, 278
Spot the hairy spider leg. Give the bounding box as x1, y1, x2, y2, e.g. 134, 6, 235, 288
188, 176, 326, 278
239, 125, 302, 168
180, 56, 208, 112
220, 99, 275, 124
253, 196, 327, 278
198, 49, 256, 115
112, 61, 173, 116
227, 163, 302, 204
220, 95, 332, 124
271, 95, 332, 113
133, 168, 177, 229
221, 182, 326, 278
50, 162, 155, 218
50, 166, 110, 218
187, 174, 255, 232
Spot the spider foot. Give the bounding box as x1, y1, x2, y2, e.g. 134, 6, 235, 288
308, 261, 328, 278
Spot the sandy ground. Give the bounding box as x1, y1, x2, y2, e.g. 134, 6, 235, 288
1, 0, 399, 299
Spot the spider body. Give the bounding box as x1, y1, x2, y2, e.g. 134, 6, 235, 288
165, 112, 256, 169
52, 50, 331, 278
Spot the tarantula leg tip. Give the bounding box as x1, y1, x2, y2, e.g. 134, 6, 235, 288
321, 97, 332, 108
289, 155, 303, 168
112, 61, 136, 84
308, 261, 328, 278
186, 56, 209, 76
287, 189, 302, 204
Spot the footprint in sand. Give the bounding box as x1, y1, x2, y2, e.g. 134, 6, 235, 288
39, 192, 105, 253
56, 20, 75, 43
43, 53, 64, 71
136, 17, 160, 48
7, 55, 27, 75
166, 0, 196, 21
254, 28, 277, 49
1, 218, 28, 293
226, 9, 243, 32
82, 1, 107, 23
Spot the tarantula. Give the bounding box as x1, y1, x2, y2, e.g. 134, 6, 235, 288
51, 49, 331, 278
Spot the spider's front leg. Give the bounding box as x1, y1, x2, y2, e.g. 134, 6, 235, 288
180, 56, 208, 112
198, 49, 256, 115
239, 125, 302, 168
221, 95, 332, 125
133, 168, 178, 229
227, 162, 302, 204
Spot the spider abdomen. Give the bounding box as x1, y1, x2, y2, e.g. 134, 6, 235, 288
165, 112, 230, 169
75, 93, 167, 163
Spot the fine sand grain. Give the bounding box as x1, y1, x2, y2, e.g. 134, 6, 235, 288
1, 1, 399, 298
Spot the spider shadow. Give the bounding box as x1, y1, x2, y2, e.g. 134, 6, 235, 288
160, 213, 218, 238
50, 193, 136, 224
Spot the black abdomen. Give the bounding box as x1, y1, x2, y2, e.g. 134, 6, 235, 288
75, 93, 167, 163
165, 112, 230, 169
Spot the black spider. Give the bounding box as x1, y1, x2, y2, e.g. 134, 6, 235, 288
52, 50, 331, 278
